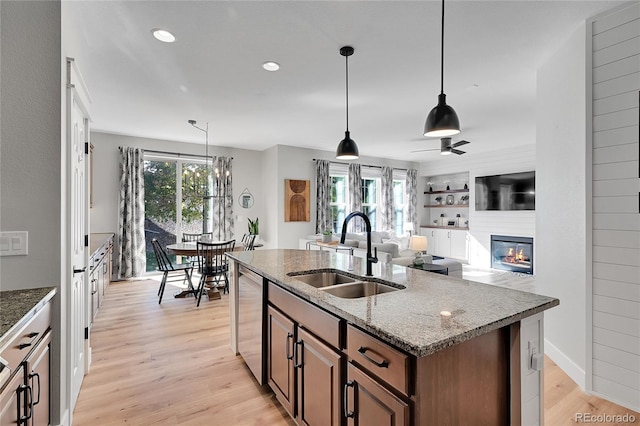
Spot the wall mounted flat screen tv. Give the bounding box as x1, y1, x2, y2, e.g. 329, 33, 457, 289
475, 171, 535, 211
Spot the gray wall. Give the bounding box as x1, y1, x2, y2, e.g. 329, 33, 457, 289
1, 1, 67, 424
0, 0, 62, 291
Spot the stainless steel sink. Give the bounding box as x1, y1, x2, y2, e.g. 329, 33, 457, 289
288, 271, 357, 288
320, 281, 401, 298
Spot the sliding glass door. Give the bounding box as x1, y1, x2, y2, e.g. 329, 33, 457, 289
143, 158, 210, 272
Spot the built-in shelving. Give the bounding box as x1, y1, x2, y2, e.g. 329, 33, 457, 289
424, 189, 468, 195
420, 225, 469, 230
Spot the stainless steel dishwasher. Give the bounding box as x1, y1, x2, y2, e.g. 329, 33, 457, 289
237, 265, 267, 385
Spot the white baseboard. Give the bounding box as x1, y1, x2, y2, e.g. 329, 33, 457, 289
544, 338, 586, 390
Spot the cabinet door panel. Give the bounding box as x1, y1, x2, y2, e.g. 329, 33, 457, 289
346, 363, 409, 426
26, 331, 50, 426
435, 229, 451, 257
296, 328, 342, 426
0, 365, 25, 426
267, 306, 296, 417
450, 230, 468, 261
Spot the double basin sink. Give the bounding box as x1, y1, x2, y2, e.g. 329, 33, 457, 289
287, 270, 405, 299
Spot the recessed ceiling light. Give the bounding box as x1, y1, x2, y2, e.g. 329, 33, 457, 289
262, 61, 280, 72
152, 28, 176, 43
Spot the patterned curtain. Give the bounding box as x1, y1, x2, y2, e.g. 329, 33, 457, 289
380, 166, 394, 231
406, 168, 418, 233
315, 160, 332, 233
212, 156, 234, 241
348, 163, 362, 232
116, 147, 146, 279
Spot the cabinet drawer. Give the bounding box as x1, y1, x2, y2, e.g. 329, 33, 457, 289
346, 324, 411, 397
0, 302, 51, 375
268, 283, 342, 349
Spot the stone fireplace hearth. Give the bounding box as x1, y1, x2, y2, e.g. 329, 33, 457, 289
490, 235, 534, 275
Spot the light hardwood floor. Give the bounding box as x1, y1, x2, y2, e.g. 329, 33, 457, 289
73, 279, 638, 425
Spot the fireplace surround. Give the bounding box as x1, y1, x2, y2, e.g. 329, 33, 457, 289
490, 235, 534, 275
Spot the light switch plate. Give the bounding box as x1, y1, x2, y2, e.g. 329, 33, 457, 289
0, 231, 28, 256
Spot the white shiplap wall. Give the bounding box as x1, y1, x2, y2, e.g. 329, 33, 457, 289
588, 2, 640, 411
419, 146, 536, 269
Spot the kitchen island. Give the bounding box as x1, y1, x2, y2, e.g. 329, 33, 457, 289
227, 249, 558, 425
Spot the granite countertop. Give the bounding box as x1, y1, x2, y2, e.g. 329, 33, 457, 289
0, 287, 56, 342
90, 232, 114, 258
227, 249, 559, 357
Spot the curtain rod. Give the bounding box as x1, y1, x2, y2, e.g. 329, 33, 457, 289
141, 148, 233, 160
312, 158, 407, 172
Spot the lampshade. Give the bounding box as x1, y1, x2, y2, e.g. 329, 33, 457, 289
424, 94, 460, 137
336, 131, 359, 159
409, 235, 428, 252
423, 0, 461, 138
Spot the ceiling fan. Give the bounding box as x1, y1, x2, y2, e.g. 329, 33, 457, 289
412, 137, 470, 155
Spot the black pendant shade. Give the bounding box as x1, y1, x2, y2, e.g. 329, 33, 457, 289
424, 0, 460, 137
336, 130, 359, 159
424, 93, 460, 137
336, 46, 359, 160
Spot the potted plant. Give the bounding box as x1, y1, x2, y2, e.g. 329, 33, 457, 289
435, 196, 443, 205
248, 217, 259, 236
322, 230, 332, 243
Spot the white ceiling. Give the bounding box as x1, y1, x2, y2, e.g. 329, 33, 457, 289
63, 0, 622, 161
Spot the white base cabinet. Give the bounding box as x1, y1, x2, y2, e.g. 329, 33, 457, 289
421, 228, 468, 261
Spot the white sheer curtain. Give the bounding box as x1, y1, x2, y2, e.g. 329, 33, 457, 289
116, 147, 146, 279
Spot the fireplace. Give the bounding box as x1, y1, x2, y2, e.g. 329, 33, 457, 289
490, 235, 534, 274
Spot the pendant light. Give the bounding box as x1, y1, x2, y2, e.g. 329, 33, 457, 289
336, 46, 359, 160
188, 119, 213, 235
424, 0, 460, 137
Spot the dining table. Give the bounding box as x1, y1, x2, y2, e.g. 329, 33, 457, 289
166, 240, 261, 300
166, 240, 262, 256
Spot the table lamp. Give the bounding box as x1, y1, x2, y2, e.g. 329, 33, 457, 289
409, 235, 428, 266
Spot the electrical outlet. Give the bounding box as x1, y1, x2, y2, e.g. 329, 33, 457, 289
0, 231, 28, 256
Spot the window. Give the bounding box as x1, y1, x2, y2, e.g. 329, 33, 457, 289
393, 178, 406, 235
143, 156, 210, 272
361, 178, 378, 230
330, 175, 347, 233
328, 165, 408, 234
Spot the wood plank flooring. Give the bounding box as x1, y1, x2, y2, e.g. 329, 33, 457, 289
73, 278, 638, 425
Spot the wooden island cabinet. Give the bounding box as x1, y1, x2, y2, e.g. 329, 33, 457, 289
228, 249, 557, 426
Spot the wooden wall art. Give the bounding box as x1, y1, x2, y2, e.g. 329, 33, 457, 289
284, 179, 310, 222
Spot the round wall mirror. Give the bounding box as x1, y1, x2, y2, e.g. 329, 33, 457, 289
238, 188, 254, 209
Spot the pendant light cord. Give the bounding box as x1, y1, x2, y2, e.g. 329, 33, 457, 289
345, 53, 350, 131
440, 0, 445, 95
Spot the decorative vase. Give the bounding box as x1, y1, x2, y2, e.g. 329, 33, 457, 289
322, 234, 332, 243
413, 252, 424, 267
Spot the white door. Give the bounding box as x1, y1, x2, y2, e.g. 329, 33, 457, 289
67, 58, 91, 409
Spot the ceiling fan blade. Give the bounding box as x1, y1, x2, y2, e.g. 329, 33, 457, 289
452, 140, 470, 148
410, 148, 440, 153
451, 148, 466, 155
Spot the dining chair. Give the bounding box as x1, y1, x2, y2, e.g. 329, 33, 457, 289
195, 240, 236, 306
151, 239, 194, 304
